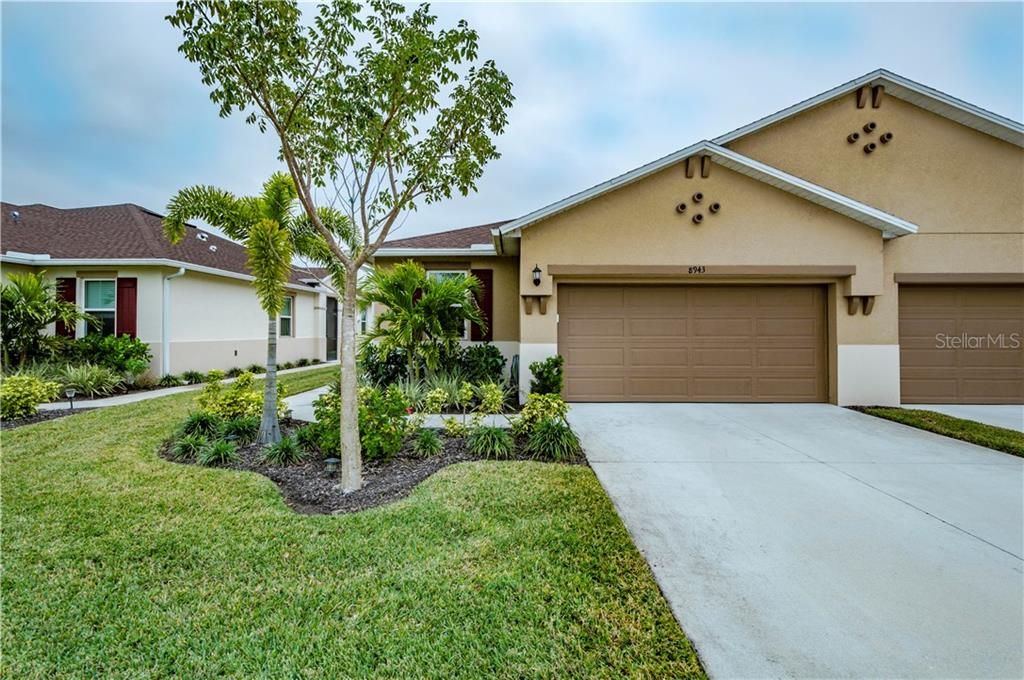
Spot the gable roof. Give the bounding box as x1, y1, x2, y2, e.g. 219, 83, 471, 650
714, 69, 1024, 148
0, 202, 316, 286
382, 221, 508, 249
497, 141, 918, 240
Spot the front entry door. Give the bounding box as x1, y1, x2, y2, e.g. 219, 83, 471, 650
326, 297, 338, 362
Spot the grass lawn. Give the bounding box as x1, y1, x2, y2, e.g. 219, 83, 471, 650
861, 407, 1024, 457
2, 369, 703, 678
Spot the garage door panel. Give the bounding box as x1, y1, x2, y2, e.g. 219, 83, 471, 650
899, 285, 1024, 404
560, 284, 827, 402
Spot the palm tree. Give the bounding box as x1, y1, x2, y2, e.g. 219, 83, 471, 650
360, 260, 485, 381
0, 271, 94, 368
163, 174, 321, 445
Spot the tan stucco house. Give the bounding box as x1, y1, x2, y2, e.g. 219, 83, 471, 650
0, 203, 339, 375
375, 69, 1024, 406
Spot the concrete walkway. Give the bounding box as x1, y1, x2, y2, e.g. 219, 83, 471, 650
902, 403, 1024, 432
284, 385, 511, 427
40, 362, 338, 410
570, 402, 1023, 679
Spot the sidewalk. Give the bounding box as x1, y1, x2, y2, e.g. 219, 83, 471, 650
39, 362, 338, 411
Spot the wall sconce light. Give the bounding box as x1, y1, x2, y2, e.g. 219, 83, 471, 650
532, 265, 542, 286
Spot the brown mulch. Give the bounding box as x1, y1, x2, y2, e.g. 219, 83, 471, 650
159, 419, 585, 515
1, 408, 95, 431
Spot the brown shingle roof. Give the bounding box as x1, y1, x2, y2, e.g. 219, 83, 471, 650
0, 202, 314, 284
381, 221, 508, 249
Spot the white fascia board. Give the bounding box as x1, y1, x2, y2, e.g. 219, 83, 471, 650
372, 247, 498, 258
714, 69, 1024, 147
0, 254, 317, 292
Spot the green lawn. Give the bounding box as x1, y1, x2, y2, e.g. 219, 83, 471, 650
2, 369, 703, 678
861, 407, 1024, 457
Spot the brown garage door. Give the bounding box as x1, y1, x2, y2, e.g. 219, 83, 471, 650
899, 285, 1024, 404
559, 285, 828, 402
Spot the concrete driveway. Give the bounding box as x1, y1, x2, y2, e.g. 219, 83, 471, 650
569, 403, 1023, 679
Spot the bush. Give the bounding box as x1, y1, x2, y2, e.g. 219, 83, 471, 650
525, 419, 581, 462
280, 361, 296, 371
172, 432, 208, 460
245, 363, 266, 374
475, 382, 506, 416
511, 393, 569, 437
181, 370, 205, 385
442, 416, 467, 438
0, 375, 61, 419
294, 423, 321, 452
198, 372, 285, 420
9, 362, 61, 383
413, 428, 442, 457
424, 373, 462, 408
262, 436, 305, 466
59, 363, 123, 397
220, 415, 259, 444
296, 358, 310, 368
72, 334, 152, 375
181, 411, 222, 437
311, 358, 322, 365
133, 373, 158, 389
359, 343, 407, 386
158, 374, 185, 388
310, 383, 408, 461
205, 369, 225, 383
529, 355, 564, 395
225, 367, 244, 378
395, 378, 426, 411
468, 426, 515, 459
197, 439, 239, 466
461, 344, 506, 384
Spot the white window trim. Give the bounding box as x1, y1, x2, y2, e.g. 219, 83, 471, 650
79, 278, 116, 338
358, 304, 374, 335
426, 269, 471, 340
279, 295, 295, 337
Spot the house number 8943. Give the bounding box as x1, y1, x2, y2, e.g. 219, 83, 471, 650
688, 266, 707, 274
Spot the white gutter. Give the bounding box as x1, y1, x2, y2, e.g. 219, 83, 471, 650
161, 267, 186, 376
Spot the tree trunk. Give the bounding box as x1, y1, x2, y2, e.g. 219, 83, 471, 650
339, 274, 362, 492
258, 313, 282, 446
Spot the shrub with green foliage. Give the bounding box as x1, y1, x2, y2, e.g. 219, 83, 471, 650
181, 370, 206, 385
461, 343, 506, 384
197, 439, 239, 466
474, 382, 506, 416
0, 271, 91, 367
294, 423, 321, 453
413, 428, 442, 457
512, 393, 569, 436
359, 343, 408, 386
220, 415, 260, 444
280, 361, 296, 371
0, 375, 61, 419
72, 334, 152, 376
172, 432, 208, 461
529, 355, 564, 395
525, 419, 581, 462
311, 358, 322, 365
225, 367, 244, 378
395, 378, 426, 411
468, 426, 515, 459
59, 363, 124, 397
158, 374, 186, 388
442, 416, 467, 438
262, 436, 305, 466
205, 369, 225, 383
296, 358, 310, 368
424, 387, 449, 414
198, 372, 285, 420
245, 363, 266, 374
311, 383, 409, 461
423, 373, 461, 408
181, 411, 222, 437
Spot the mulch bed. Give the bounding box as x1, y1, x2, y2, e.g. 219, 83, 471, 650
1, 408, 95, 431
160, 419, 585, 515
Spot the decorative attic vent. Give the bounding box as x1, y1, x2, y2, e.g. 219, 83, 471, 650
197, 232, 209, 241
209, 245, 218, 252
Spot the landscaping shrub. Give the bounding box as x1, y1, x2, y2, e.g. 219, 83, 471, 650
181, 370, 205, 385
474, 382, 506, 416
529, 355, 564, 395
525, 419, 581, 462
413, 428, 442, 457
262, 436, 305, 466
424, 387, 449, 414
359, 343, 408, 386
395, 378, 426, 411
225, 367, 244, 378
468, 426, 515, 459
311, 383, 409, 461
0, 375, 61, 419
72, 334, 152, 376
59, 363, 124, 397
245, 363, 266, 374
198, 372, 285, 420
1, 271, 90, 367
424, 372, 461, 407
296, 358, 310, 368
220, 415, 260, 444
461, 343, 506, 384
442, 416, 467, 438
132, 373, 159, 389
311, 358, 322, 365
172, 432, 208, 460
205, 369, 225, 383
280, 361, 296, 370
181, 411, 222, 437
9, 362, 61, 383
294, 423, 321, 452
512, 393, 569, 436
197, 439, 239, 466
158, 374, 185, 388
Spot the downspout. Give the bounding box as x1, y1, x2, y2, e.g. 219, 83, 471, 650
161, 267, 186, 376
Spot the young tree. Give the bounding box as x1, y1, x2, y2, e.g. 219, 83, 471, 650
360, 260, 484, 380
169, 0, 514, 491
0, 272, 94, 367
163, 173, 351, 446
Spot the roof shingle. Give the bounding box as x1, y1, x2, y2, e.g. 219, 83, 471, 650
381, 221, 507, 249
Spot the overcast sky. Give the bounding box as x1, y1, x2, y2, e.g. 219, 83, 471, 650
3, 2, 1021, 241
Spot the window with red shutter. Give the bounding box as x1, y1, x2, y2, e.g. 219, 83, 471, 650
55, 278, 76, 337
115, 278, 138, 338
469, 269, 493, 342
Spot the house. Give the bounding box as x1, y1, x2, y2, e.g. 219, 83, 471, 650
374, 69, 1024, 406
0, 202, 338, 375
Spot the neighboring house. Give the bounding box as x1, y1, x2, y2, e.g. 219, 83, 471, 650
0, 203, 338, 375
375, 69, 1024, 405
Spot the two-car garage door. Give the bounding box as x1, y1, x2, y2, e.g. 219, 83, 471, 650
559, 285, 828, 402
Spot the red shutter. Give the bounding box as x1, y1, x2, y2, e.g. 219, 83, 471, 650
470, 269, 493, 342
115, 277, 138, 338
55, 278, 77, 337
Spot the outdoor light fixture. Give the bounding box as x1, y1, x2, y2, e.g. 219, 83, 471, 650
65, 388, 76, 410
532, 265, 542, 286
324, 457, 340, 478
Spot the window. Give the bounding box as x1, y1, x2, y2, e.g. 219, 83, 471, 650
427, 270, 469, 340
83, 280, 116, 336
280, 296, 294, 337
359, 307, 372, 334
